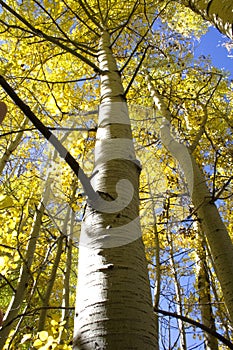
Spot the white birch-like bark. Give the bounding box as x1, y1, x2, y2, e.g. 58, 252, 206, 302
178, 0, 233, 39
206, 244, 232, 340
148, 81, 233, 326
73, 31, 157, 349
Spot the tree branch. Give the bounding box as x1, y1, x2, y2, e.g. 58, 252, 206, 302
0, 75, 98, 201
77, 0, 103, 30
212, 175, 233, 202
1, 306, 75, 330
155, 308, 233, 349
0, 0, 100, 73
124, 45, 150, 97
61, 0, 100, 38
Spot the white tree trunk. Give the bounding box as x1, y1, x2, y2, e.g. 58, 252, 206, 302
148, 81, 233, 327
178, 0, 233, 39
73, 31, 157, 349
195, 232, 218, 350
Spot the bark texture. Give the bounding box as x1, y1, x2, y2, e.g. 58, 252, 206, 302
73, 31, 157, 349
148, 80, 233, 327
179, 0, 233, 39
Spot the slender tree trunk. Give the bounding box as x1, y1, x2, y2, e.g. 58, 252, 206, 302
195, 231, 218, 350
206, 244, 232, 340
0, 180, 51, 349
38, 179, 76, 330
178, 0, 233, 39
153, 219, 161, 348
167, 232, 187, 350
148, 178, 161, 350
73, 31, 157, 349
7, 274, 39, 348
58, 210, 74, 344
36, 129, 77, 330
59, 184, 77, 344
148, 81, 233, 326
0, 117, 27, 175
38, 233, 65, 331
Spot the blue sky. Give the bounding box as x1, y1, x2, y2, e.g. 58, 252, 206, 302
194, 26, 233, 78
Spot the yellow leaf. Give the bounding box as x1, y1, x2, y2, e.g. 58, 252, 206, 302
0, 256, 5, 265
0, 257, 7, 274
8, 221, 15, 230
38, 330, 49, 342
33, 339, 43, 347
0, 195, 14, 210
51, 320, 58, 326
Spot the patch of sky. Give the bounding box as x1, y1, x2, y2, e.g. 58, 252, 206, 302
194, 26, 233, 79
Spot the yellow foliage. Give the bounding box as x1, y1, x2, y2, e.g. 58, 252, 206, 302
0, 195, 14, 209
0, 0, 232, 347
38, 331, 49, 342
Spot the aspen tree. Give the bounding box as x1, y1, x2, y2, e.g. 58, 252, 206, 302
73, 30, 157, 350
178, 0, 233, 39
148, 79, 233, 326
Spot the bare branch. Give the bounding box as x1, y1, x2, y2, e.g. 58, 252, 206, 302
7, 74, 97, 84
213, 175, 233, 202
155, 308, 233, 349
124, 45, 150, 97
0, 75, 98, 201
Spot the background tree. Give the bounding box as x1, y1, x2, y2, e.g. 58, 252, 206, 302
148, 78, 233, 325
178, 0, 233, 39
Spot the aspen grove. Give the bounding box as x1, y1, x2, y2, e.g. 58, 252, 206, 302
0, 1, 233, 349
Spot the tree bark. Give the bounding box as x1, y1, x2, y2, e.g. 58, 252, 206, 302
59, 191, 76, 344
73, 31, 157, 349
178, 0, 233, 39
148, 80, 233, 327
0, 117, 27, 175
195, 231, 219, 350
